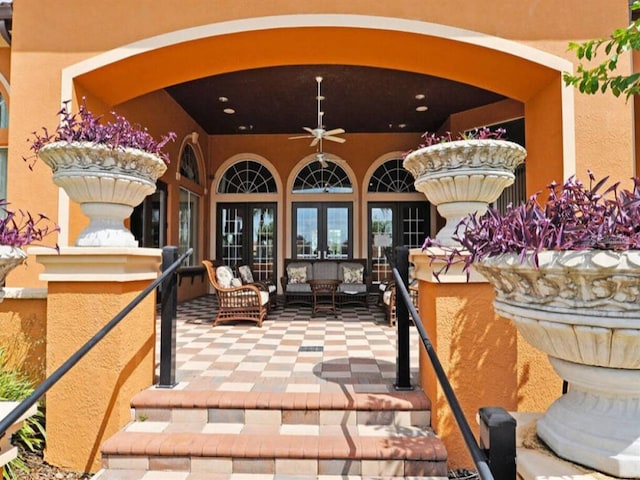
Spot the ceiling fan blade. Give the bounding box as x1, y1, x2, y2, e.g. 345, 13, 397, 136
303, 127, 315, 135
324, 128, 345, 136
310, 137, 320, 147
323, 135, 346, 144
288, 135, 313, 140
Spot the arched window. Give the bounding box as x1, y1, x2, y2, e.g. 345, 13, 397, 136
218, 160, 277, 194
179, 144, 200, 184
368, 158, 416, 193
293, 161, 352, 194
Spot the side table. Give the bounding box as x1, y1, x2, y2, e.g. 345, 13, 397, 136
309, 279, 340, 316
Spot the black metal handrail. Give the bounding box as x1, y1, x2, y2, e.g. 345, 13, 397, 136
0, 246, 192, 440
386, 246, 494, 480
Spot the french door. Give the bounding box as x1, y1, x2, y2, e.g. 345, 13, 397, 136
292, 202, 352, 259
216, 203, 277, 282
368, 202, 429, 286
131, 181, 167, 248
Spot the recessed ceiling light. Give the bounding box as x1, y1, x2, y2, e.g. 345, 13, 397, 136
218, 96, 229, 102
398, 124, 407, 129
238, 125, 247, 131
223, 108, 235, 114
415, 94, 426, 100
416, 105, 429, 112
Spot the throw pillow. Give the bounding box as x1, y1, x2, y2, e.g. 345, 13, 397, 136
238, 265, 254, 284
342, 265, 364, 284
215, 266, 235, 288
231, 278, 242, 287
287, 266, 307, 284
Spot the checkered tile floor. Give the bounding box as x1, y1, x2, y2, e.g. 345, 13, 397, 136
157, 295, 421, 394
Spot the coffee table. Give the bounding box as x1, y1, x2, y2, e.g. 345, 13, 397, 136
309, 279, 340, 316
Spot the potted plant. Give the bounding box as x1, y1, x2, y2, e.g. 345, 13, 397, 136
24, 99, 176, 248
402, 127, 527, 246
0, 199, 58, 294
426, 172, 640, 477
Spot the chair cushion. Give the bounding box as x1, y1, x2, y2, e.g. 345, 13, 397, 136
383, 289, 393, 305
238, 265, 254, 284
337, 283, 367, 294
216, 266, 235, 288
286, 283, 312, 293
313, 261, 338, 280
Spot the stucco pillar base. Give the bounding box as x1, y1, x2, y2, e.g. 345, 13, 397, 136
33, 247, 162, 473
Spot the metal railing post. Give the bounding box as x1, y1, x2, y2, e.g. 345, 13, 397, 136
158, 246, 178, 388
479, 407, 516, 480
394, 246, 413, 390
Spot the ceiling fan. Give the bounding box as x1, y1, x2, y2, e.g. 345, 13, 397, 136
288, 76, 346, 147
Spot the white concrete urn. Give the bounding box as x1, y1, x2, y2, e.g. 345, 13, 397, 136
475, 249, 640, 478
38, 141, 167, 247
0, 246, 27, 298
403, 139, 526, 246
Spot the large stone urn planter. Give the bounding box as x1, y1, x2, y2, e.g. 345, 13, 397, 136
475, 250, 640, 477
0, 246, 27, 297
38, 141, 167, 247
403, 139, 526, 245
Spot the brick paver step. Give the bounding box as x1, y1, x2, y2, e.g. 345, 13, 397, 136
131, 389, 432, 427
101, 429, 447, 477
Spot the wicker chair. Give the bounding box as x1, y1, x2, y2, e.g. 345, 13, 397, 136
202, 260, 269, 327
381, 280, 419, 327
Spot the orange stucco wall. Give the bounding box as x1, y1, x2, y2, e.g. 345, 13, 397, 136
0, 297, 47, 383
7, 0, 633, 288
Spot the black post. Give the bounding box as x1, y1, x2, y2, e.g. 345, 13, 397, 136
478, 407, 516, 480
394, 246, 412, 390
158, 246, 178, 388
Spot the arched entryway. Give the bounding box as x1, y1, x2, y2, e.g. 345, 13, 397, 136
58, 15, 574, 254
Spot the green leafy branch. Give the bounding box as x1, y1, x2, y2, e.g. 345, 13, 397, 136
563, 1, 640, 100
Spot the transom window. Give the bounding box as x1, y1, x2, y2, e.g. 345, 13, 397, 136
180, 144, 200, 184
218, 160, 277, 194
293, 161, 352, 194
368, 158, 416, 193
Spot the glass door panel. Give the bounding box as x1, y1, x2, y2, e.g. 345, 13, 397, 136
251, 206, 276, 282
326, 206, 350, 259
218, 206, 245, 266
295, 207, 319, 259
370, 207, 394, 284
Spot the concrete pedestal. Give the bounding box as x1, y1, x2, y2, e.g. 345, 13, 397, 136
34, 247, 162, 472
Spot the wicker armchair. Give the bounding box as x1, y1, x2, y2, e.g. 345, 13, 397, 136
202, 260, 269, 327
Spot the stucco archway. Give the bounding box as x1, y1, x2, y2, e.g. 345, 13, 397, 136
59, 14, 574, 243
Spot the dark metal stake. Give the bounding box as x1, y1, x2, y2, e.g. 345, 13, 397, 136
394, 246, 413, 391
158, 246, 178, 388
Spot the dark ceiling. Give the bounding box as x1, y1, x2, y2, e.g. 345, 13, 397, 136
165, 65, 507, 136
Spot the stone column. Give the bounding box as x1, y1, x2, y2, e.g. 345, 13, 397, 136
34, 247, 161, 472
409, 249, 558, 468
